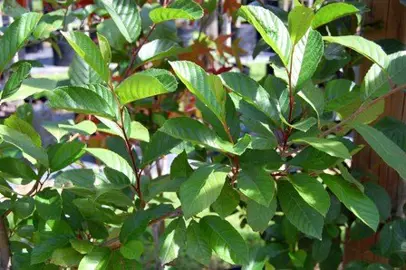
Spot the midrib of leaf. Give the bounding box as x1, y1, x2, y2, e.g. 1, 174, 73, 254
207, 223, 240, 260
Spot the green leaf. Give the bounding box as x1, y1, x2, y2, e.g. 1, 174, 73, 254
159, 117, 243, 155
120, 210, 151, 243
292, 137, 351, 159
1, 62, 31, 100
55, 169, 95, 189
278, 181, 324, 239
281, 116, 317, 132
97, 33, 112, 65
4, 115, 41, 147
13, 197, 35, 219
186, 220, 211, 265
211, 183, 240, 219
62, 31, 110, 82
312, 3, 360, 29
221, 72, 278, 120
374, 116, 406, 151
70, 239, 94, 255
290, 29, 323, 89
247, 196, 277, 232
33, 9, 64, 39
201, 215, 249, 265
120, 240, 143, 260
135, 39, 186, 67
298, 82, 325, 122
288, 6, 314, 44
323, 36, 389, 69
73, 198, 119, 224
289, 250, 307, 268
49, 86, 117, 119
48, 141, 86, 171
354, 123, 406, 180
51, 247, 83, 267
312, 237, 332, 262
170, 151, 193, 180
69, 54, 102, 86
237, 167, 276, 207
31, 235, 71, 265
362, 51, 406, 100
159, 218, 186, 265
99, 0, 141, 43
35, 189, 62, 220
97, 19, 127, 51
0, 12, 42, 73
116, 69, 177, 104
149, 0, 203, 23
0, 125, 48, 166
170, 61, 226, 121
0, 157, 37, 183
288, 174, 330, 216
238, 5, 292, 66
78, 247, 111, 270
141, 131, 181, 166
1, 78, 57, 103
321, 174, 379, 231
180, 164, 229, 219
86, 148, 136, 184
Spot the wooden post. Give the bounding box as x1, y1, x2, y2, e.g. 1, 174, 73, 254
344, 0, 406, 264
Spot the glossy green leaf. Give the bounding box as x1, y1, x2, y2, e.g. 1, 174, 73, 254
120, 210, 150, 243
97, 19, 127, 50
116, 69, 177, 104
78, 247, 111, 270
201, 215, 249, 265
51, 247, 83, 267
247, 196, 277, 232
288, 6, 314, 44
0, 12, 42, 73
49, 86, 117, 119
35, 189, 62, 220
4, 115, 41, 147
292, 137, 351, 159
237, 167, 276, 207
221, 72, 278, 120
48, 141, 86, 171
355, 123, 406, 180
69, 54, 102, 86
170, 61, 226, 121
1, 62, 31, 100
281, 116, 317, 132
141, 131, 181, 166
0, 125, 48, 166
238, 5, 292, 66
100, 0, 141, 43
288, 174, 330, 216
298, 82, 325, 122
120, 240, 143, 260
290, 29, 323, 89
70, 239, 94, 255
362, 51, 406, 100
62, 31, 110, 82
86, 148, 136, 184
374, 116, 406, 151
159, 117, 245, 155
97, 33, 112, 65
278, 181, 324, 239
323, 36, 389, 69
321, 174, 379, 231
136, 39, 186, 67
13, 197, 34, 219
186, 220, 211, 265
364, 182, 391, 222
159, 218, 186, 264
0, 157, 37, 183
31, 235, 71, 265
33, 9, 64, 39
149, 0, 203, 23
312, 3, 359, 29
211, 183, 240, 219
1, 78, 57, 103
180, 164, 229, 218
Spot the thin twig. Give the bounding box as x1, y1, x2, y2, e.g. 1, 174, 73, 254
123, 24, 157, 79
